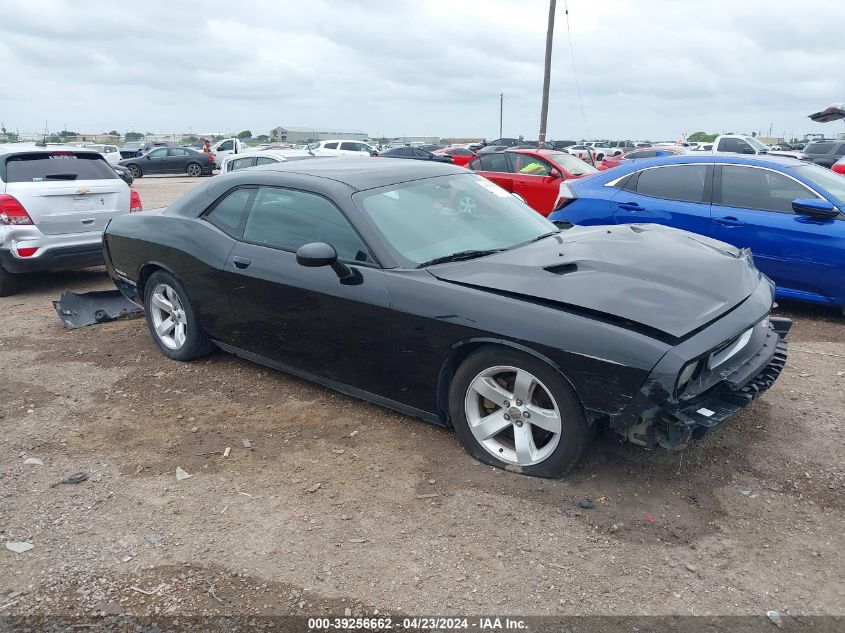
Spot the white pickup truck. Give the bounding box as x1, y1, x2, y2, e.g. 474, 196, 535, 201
210, 138, 251, 168
708, 134, 803, 159
708, 134, 772, 155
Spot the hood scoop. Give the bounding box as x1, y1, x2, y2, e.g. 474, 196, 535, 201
544, 263, 578, 275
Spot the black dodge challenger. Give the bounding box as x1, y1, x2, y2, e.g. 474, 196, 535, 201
103, 159, 790, 477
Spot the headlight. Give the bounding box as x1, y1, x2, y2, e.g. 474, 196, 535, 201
676, 360, 699, 393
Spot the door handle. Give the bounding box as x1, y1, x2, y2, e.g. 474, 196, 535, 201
617, 201, 644, 211
232, 256, 251, 269
714, 216, 745, 227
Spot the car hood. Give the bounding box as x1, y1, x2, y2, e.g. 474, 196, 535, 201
429, 224, 762, 340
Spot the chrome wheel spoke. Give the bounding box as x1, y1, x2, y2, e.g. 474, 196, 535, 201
512, 369, 535, 404
525, 404, 561, 434
156, 317, 175, 336
174, 323, 187, 347
471, 410, 511, 440
513, 422, 538, 465
151, 292, 173, 313
471, 376, 512, 405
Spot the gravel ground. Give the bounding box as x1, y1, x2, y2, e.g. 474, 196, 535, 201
0, 174, 843, 622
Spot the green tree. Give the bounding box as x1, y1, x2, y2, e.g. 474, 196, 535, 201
125, 132, 143, 141
237, 130, 252, 139
687, 131, 717, 143
181, 135, 199, 144
108, 130, 119, 136
255, 134, 269, 141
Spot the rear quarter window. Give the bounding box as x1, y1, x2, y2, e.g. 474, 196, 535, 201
3, 152, 118, 183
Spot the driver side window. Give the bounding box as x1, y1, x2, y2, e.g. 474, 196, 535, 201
242, 187, 373, 263
147, 148, 167, 158
719, 166, 817, 213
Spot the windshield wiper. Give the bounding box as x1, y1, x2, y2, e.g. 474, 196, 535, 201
417, 249, 504, 268
526, 230, 560, 243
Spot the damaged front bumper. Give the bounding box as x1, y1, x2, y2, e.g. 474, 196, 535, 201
611, 279, 791, 450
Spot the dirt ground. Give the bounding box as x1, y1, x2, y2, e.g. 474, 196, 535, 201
1, 174, 843, 622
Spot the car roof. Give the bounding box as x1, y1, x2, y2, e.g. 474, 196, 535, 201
609, 153, 808, 170
0, 143, 102, 157
252, 156, 464, 190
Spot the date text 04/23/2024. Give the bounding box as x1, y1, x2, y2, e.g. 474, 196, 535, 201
307, 616, 527, 630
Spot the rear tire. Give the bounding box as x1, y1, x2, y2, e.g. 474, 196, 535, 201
142, 270, 214, 361
449, 346, 594, 478
186, 163, 202, 177
0, 265, 19, 297
128, 164, 142, 178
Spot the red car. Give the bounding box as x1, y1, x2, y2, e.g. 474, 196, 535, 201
467, 149, 597, 215
833, 156, 845, 175
432, 146, 477, 167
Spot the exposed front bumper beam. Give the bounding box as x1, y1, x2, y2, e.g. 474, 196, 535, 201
621, 315, 791, 450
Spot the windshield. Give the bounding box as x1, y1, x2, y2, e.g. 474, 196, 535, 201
545, 152, 598, 176
356, 174, 557, 267
794, 164, 845, 204
746, 136, 769, 152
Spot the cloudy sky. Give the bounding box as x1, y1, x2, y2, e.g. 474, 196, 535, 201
0, 0, 843, 141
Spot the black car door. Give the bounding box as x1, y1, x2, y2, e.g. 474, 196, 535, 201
166, 148, 189, 173
142, 147, 168, 173
223, 185, 394, 393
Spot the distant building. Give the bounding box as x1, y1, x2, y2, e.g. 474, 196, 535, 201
387, 136, 440, 145
270, 127, 368, 143
441, 137, 485, 145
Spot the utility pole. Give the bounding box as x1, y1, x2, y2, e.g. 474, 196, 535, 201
499, 93, 503, 139
538, 0, 557, 144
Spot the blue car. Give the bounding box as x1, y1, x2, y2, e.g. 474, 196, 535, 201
549, 154, 845, 313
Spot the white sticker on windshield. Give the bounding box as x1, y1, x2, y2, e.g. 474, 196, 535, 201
474, 177, 510, 197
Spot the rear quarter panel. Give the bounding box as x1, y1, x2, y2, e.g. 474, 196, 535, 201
104, 213, 237, 338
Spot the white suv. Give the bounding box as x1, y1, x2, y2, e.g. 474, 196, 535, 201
307, 140, 374, 156
0, 145, 139, 296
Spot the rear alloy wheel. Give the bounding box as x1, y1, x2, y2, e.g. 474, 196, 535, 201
143, 271, 214, 361
0, 265, 19, 297
128, 164, 142, 178
186, 163, 202, 177
449, 347, 593, 477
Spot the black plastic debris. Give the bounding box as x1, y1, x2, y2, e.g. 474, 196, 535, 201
53, 290, 143, 329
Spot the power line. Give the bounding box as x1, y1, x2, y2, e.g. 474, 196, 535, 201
563, 0, 591, 140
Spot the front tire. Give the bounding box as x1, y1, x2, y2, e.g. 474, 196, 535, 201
186, 162, 202, 177
449, 346, 593, 477
128, 164, 142, 178
143, 271, 214, 361
0, 265, 19, 297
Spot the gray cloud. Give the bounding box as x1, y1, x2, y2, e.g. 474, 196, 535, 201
0, 0, 842, 140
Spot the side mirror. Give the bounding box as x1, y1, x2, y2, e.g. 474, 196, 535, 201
792, 198, 839, 219
549, 168, 562, 179
740, 147, 756, 154
296, 242, 355, 281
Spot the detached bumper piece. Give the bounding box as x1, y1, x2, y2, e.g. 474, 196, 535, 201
53, 289, 144, 329
660, 321, 790, 442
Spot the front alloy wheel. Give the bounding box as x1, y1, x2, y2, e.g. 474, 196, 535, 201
465, 366, 561, 466
449, 347, 593, 477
